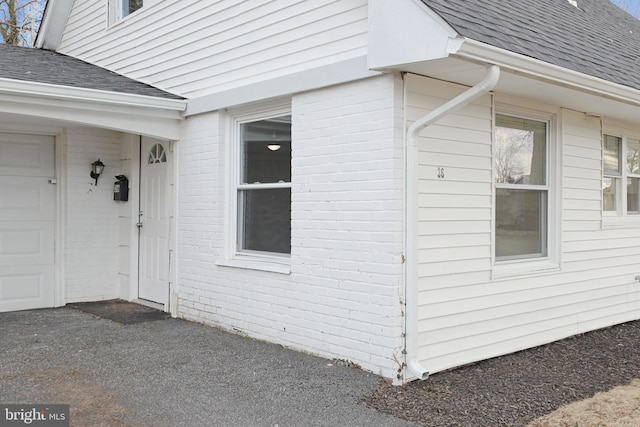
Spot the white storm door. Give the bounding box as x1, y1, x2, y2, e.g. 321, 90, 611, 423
138, 137, 170, 307
0, 133, 55, 312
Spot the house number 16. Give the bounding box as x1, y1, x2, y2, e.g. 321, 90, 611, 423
436, 167, 445, 178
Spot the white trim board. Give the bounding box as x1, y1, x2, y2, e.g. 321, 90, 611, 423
0, 92, 184, 140
185, 56, 381, 116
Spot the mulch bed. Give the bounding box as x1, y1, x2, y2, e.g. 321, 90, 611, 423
361, 320, 640, 427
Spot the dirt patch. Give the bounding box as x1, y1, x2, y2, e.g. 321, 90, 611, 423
15, 366, 161, 427
527, 379, 640, 427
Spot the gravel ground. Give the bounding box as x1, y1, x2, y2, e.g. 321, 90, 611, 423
3, 307, 640, 426
362, 320, 640, 427
0, 307, 415, 427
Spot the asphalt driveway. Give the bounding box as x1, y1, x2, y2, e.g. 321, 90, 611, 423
0, 307, 415, 427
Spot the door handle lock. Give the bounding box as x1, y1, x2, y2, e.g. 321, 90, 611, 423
136, 222, 143, 228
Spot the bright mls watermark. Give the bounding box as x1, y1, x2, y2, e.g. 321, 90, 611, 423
0, 405, 69, 426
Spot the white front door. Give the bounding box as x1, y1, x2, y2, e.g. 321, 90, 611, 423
138, 137, 170, 307
0, 133, 55, 312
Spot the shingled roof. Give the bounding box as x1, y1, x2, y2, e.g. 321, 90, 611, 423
423, 0, 640, 91
0, 44, 183, 100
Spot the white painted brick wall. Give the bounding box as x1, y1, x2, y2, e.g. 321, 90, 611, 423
117, 134, 140, 300
176, 75, 405, 379
64, 127, 122, 302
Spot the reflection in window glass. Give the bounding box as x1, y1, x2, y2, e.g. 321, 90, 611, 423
603, 177, 617, 212
122, 0, 143, 17
496, 189, 547, 258
604, 135, 621, 175
495, 114, 546, 185
627, 138, 640, 174
628, 178, 639, 213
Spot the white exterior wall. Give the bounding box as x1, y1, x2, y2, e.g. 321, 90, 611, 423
176, 75, 405, 378
116, 134, 140, 299
63, 127, 123, 302
409, 73, 640, 375
58, 0, 368, 98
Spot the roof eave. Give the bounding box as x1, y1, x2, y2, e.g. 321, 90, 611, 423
455, 38, 640, 109
0, 77, 186, 110
0, 78, 186, 140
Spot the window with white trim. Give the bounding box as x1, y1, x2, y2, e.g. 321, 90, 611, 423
603, 134, 640, 215
235, 114, 291, 255
494, 114, 549, 261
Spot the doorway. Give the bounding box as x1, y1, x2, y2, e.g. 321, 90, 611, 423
138, 137, 171, 308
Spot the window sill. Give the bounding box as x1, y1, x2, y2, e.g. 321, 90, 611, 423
215, 257, 291, 275
492, 258, 560, 280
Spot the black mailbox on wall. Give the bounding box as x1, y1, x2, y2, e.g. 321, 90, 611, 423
114, 175, 129, 201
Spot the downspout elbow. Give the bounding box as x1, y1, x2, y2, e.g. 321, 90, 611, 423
408, 359, 429, 381
407, 65, 500, 142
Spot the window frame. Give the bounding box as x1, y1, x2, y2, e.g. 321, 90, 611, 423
602, 131, 640, 221
492, 106, 559, 278
217, 101, 292, 273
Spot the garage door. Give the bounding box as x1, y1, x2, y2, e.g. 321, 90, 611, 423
0, 133, 55, 312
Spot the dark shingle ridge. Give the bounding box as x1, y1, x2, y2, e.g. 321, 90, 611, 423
0, 44, 184, 100
423, 0, 640, 91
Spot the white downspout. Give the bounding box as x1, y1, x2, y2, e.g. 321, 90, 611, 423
405, 65, 500, 380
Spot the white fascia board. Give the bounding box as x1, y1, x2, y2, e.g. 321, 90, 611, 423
368, 0, 458, 70
0, 77, 186, 111
0, 79, 185, 140
455, 39, 640, 108
185, 56, 381, 116
0, 94, 182, 140
35, 0, 76, 50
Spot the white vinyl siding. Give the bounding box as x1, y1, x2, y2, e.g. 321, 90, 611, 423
408, 74, 640, 376
57, 0, 368, 98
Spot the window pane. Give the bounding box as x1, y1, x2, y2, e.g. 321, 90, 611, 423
603, 177, 617, 211
241, 116, 291, 184
627, 138, 640, 174
496, 189, 547, 258
123, 0, 143, 16
239, 188, 291, 254
628, 178, 640, 213
604, 135, 621, 175
495, 115, 546, 185
148, 143, 166, 164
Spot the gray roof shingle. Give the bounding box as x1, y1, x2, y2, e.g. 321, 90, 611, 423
0, 43, 183, 100
423, 0, 640, 91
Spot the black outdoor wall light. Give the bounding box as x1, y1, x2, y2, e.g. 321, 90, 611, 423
90, 159, 105, 185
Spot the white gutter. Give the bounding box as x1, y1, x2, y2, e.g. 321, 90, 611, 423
456, 39, 640, 109
0, 77, 186, 111
0, 77, 186, 140
405, 64, 500, 380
